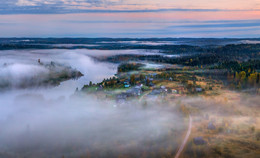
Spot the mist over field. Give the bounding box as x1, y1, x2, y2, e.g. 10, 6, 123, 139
0, 85, 258, 157
0, 91, 184, 158
0, 49, 184, 157
0, 39, 259, 158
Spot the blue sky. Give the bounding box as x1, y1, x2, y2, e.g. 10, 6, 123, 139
0, 0, 260, 37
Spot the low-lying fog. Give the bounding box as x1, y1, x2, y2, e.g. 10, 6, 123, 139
97, 39, 260, 46
0, 49, 180, 98
0, 93, 183, 158
0, 49, 184, 158
0, 49, 118, 98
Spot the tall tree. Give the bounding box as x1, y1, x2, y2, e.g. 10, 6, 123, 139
130, 74, 136, 85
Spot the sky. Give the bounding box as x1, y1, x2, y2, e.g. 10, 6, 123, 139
0, 0, 260, 38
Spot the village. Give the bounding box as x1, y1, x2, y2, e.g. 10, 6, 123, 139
79, 62, 260, 158
80, 62, 210, 106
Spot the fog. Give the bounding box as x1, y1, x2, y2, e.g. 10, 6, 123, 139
0, 49, 184, 158
0, 63, 49, 88
1, 87, 258, 157
1, 49, 258, 157
0, 91, 184, 158
0, 49, 118, 97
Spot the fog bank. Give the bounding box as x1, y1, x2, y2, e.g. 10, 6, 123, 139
0, 91, 184, 158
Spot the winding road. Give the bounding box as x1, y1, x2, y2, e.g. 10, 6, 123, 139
139, 91, 192, 158
175, 115, 192, 158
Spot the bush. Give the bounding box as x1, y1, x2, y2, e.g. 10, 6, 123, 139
256, 131, 260, 141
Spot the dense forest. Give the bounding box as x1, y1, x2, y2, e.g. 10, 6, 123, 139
102, 44, 260, 66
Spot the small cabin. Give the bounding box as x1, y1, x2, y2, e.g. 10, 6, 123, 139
193, 137, 206, 145
207, 122, 216, 130
124, 84, 130, 88
196, 88, 203, 92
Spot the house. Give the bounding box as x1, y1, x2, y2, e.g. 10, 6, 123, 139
126, 87, 142, 96
123, 81, 130, 88
172, 89, 178, 94
135, 84, 143, 89
148, 89, 163, 96
124, 84, 130, 88
196, 87, 203, 92
207, 122, 216, 130
160, 86, 168, 92
193, 137, 206, 145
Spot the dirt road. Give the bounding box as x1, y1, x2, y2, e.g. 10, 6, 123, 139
175, 115, 192, 158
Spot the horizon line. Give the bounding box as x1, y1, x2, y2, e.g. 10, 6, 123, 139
1, 8, 260, 15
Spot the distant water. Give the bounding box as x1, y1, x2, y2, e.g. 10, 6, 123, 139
2, 38, 260, 48
0, 49, 117, 99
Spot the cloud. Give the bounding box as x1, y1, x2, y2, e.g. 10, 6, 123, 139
0, 0, 259, 14
16, 0, 37, 6
170, 20, 260, 28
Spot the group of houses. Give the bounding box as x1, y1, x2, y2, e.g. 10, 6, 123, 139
116, 84, 143, 104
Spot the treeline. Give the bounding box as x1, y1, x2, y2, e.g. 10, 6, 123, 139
82, 77, 121, 91
3, 39, 260, 53
212, 44, 260, 55
103, 44, 260, 67
117, 63, 144, 73
216, 60, 260, 72
227, 71, 260, 89
0, 44, 53, 50
211, 60, 260, 89
105, 53, 226, 66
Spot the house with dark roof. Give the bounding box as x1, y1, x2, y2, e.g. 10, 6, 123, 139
196, 87, 203, 92
126, 87, 142, 96
208, 122, 216, 130
193, 137, 206, 145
